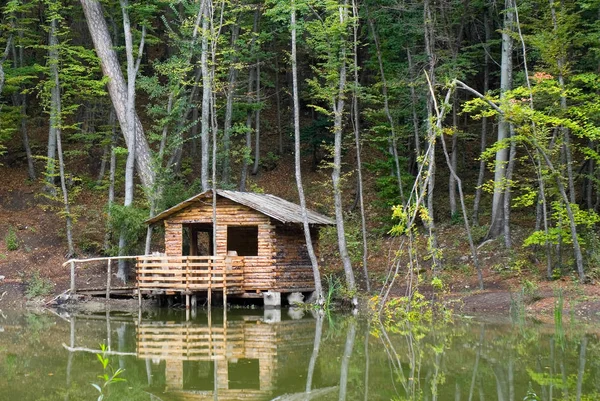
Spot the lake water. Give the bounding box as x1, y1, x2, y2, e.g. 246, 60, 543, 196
0, 307, 598, 401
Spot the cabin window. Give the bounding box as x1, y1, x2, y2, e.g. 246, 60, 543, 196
183, 360, 214, 391
227, 226, 259, 256
183, 224, 213, 256
228, 358, 260, 390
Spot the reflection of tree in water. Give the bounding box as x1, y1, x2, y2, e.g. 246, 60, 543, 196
374, 315, 598, 401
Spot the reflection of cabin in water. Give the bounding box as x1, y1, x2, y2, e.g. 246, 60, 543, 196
138, 190, 333, 304
137, 314, 317, 401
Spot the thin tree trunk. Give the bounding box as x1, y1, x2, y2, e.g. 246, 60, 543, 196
431, 82, 483, 289
424, 0, 442, 273
407, 48, 421, 175
104, 112, 117, 252
158, 92, 174, 163
200, 0, 211, 191
291, 0, 324, 305
338, 321, 356, 401
331, 1, 356, 305
239, 8, 260, 191
449, 100, 458, 217
221, 23, 239, 185
46, 18, 58, 193
11, 34, 36, 180
488, 0, 514, 239
576, 337, 587, 401
503, 130, 517, 249
367, 18, 404, 204
117, 0, 145, 281
0, 35, 11, 95
49, 16, 75, 257
304, 311, 323, 395
472, 9, 491, 225
275, 54, 283, 155
251, 57, 261, 175
352, 0, 369, 292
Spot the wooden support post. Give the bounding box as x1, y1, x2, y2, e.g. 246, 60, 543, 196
223, 257, 229, 307
137, 257, 142, 310
106, 259, 112, 300
70, 261, 76, 294
185, 257, 190, 310
208, 257, 212, 309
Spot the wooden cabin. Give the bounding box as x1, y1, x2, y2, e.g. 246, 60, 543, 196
138, 190, 334, 304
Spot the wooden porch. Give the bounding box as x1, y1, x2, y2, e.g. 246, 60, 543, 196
136, 255, 245, 296
63, 255, 246, 305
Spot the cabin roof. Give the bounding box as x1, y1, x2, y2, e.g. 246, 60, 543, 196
146, 190, 335, 225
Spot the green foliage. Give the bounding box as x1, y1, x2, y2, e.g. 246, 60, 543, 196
524, 202, 600, 248
92, 343, 126, 401
107, 204, 148, 255
25, 270, 54, 299
4, 226, 18, 251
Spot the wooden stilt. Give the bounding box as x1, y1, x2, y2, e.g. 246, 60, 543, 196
223, 257, 228, 307
208, 258, 212, 309
70, 261, 76, 293
106, 259, 111, 300
186, 294, 190, 310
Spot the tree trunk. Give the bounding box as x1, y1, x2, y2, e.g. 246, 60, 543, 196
331, 2, 356, 304
10, 33, 36, 180
0, 36, 10, 95
291, 0, 324, 305
200, 0, 211, 191
251, 57, 261, 175
46, 18, 58, 193
407, 48, 421, 175
352, 0, 369, 292
48, 16, 75, 257
117, 0, 145, 281
275, 54, 283, 155
104, 112, 117, 252
221, 23, 239, 185
488, 0, 514, 239
472, 10, 491, 225
239, 8, 260, 191
80, 0, 155, 191
424, 0, 442, 273
503, 130, 517, 248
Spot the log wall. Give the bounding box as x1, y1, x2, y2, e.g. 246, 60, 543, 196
162, 198, 276, 292
272, 224, 318, 291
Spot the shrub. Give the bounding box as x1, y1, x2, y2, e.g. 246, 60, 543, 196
25, 271, 54, 298
5, 227, 18, 251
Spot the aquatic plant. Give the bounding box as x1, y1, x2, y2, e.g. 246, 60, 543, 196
92, 343, 125, 401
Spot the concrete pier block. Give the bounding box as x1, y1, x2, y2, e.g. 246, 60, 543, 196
263, 291, 281, 307
264, 308, 281, 323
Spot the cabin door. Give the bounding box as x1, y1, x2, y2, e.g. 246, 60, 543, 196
182, 224, 214, 256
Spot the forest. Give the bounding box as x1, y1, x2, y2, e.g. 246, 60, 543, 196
1, 0, 600, 304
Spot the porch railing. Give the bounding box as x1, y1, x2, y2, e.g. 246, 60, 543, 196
136, 255, 244, 295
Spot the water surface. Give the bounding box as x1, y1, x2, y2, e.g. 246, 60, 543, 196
0, 308, 598, 400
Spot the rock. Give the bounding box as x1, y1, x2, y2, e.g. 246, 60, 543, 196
287, 292, 304, 306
